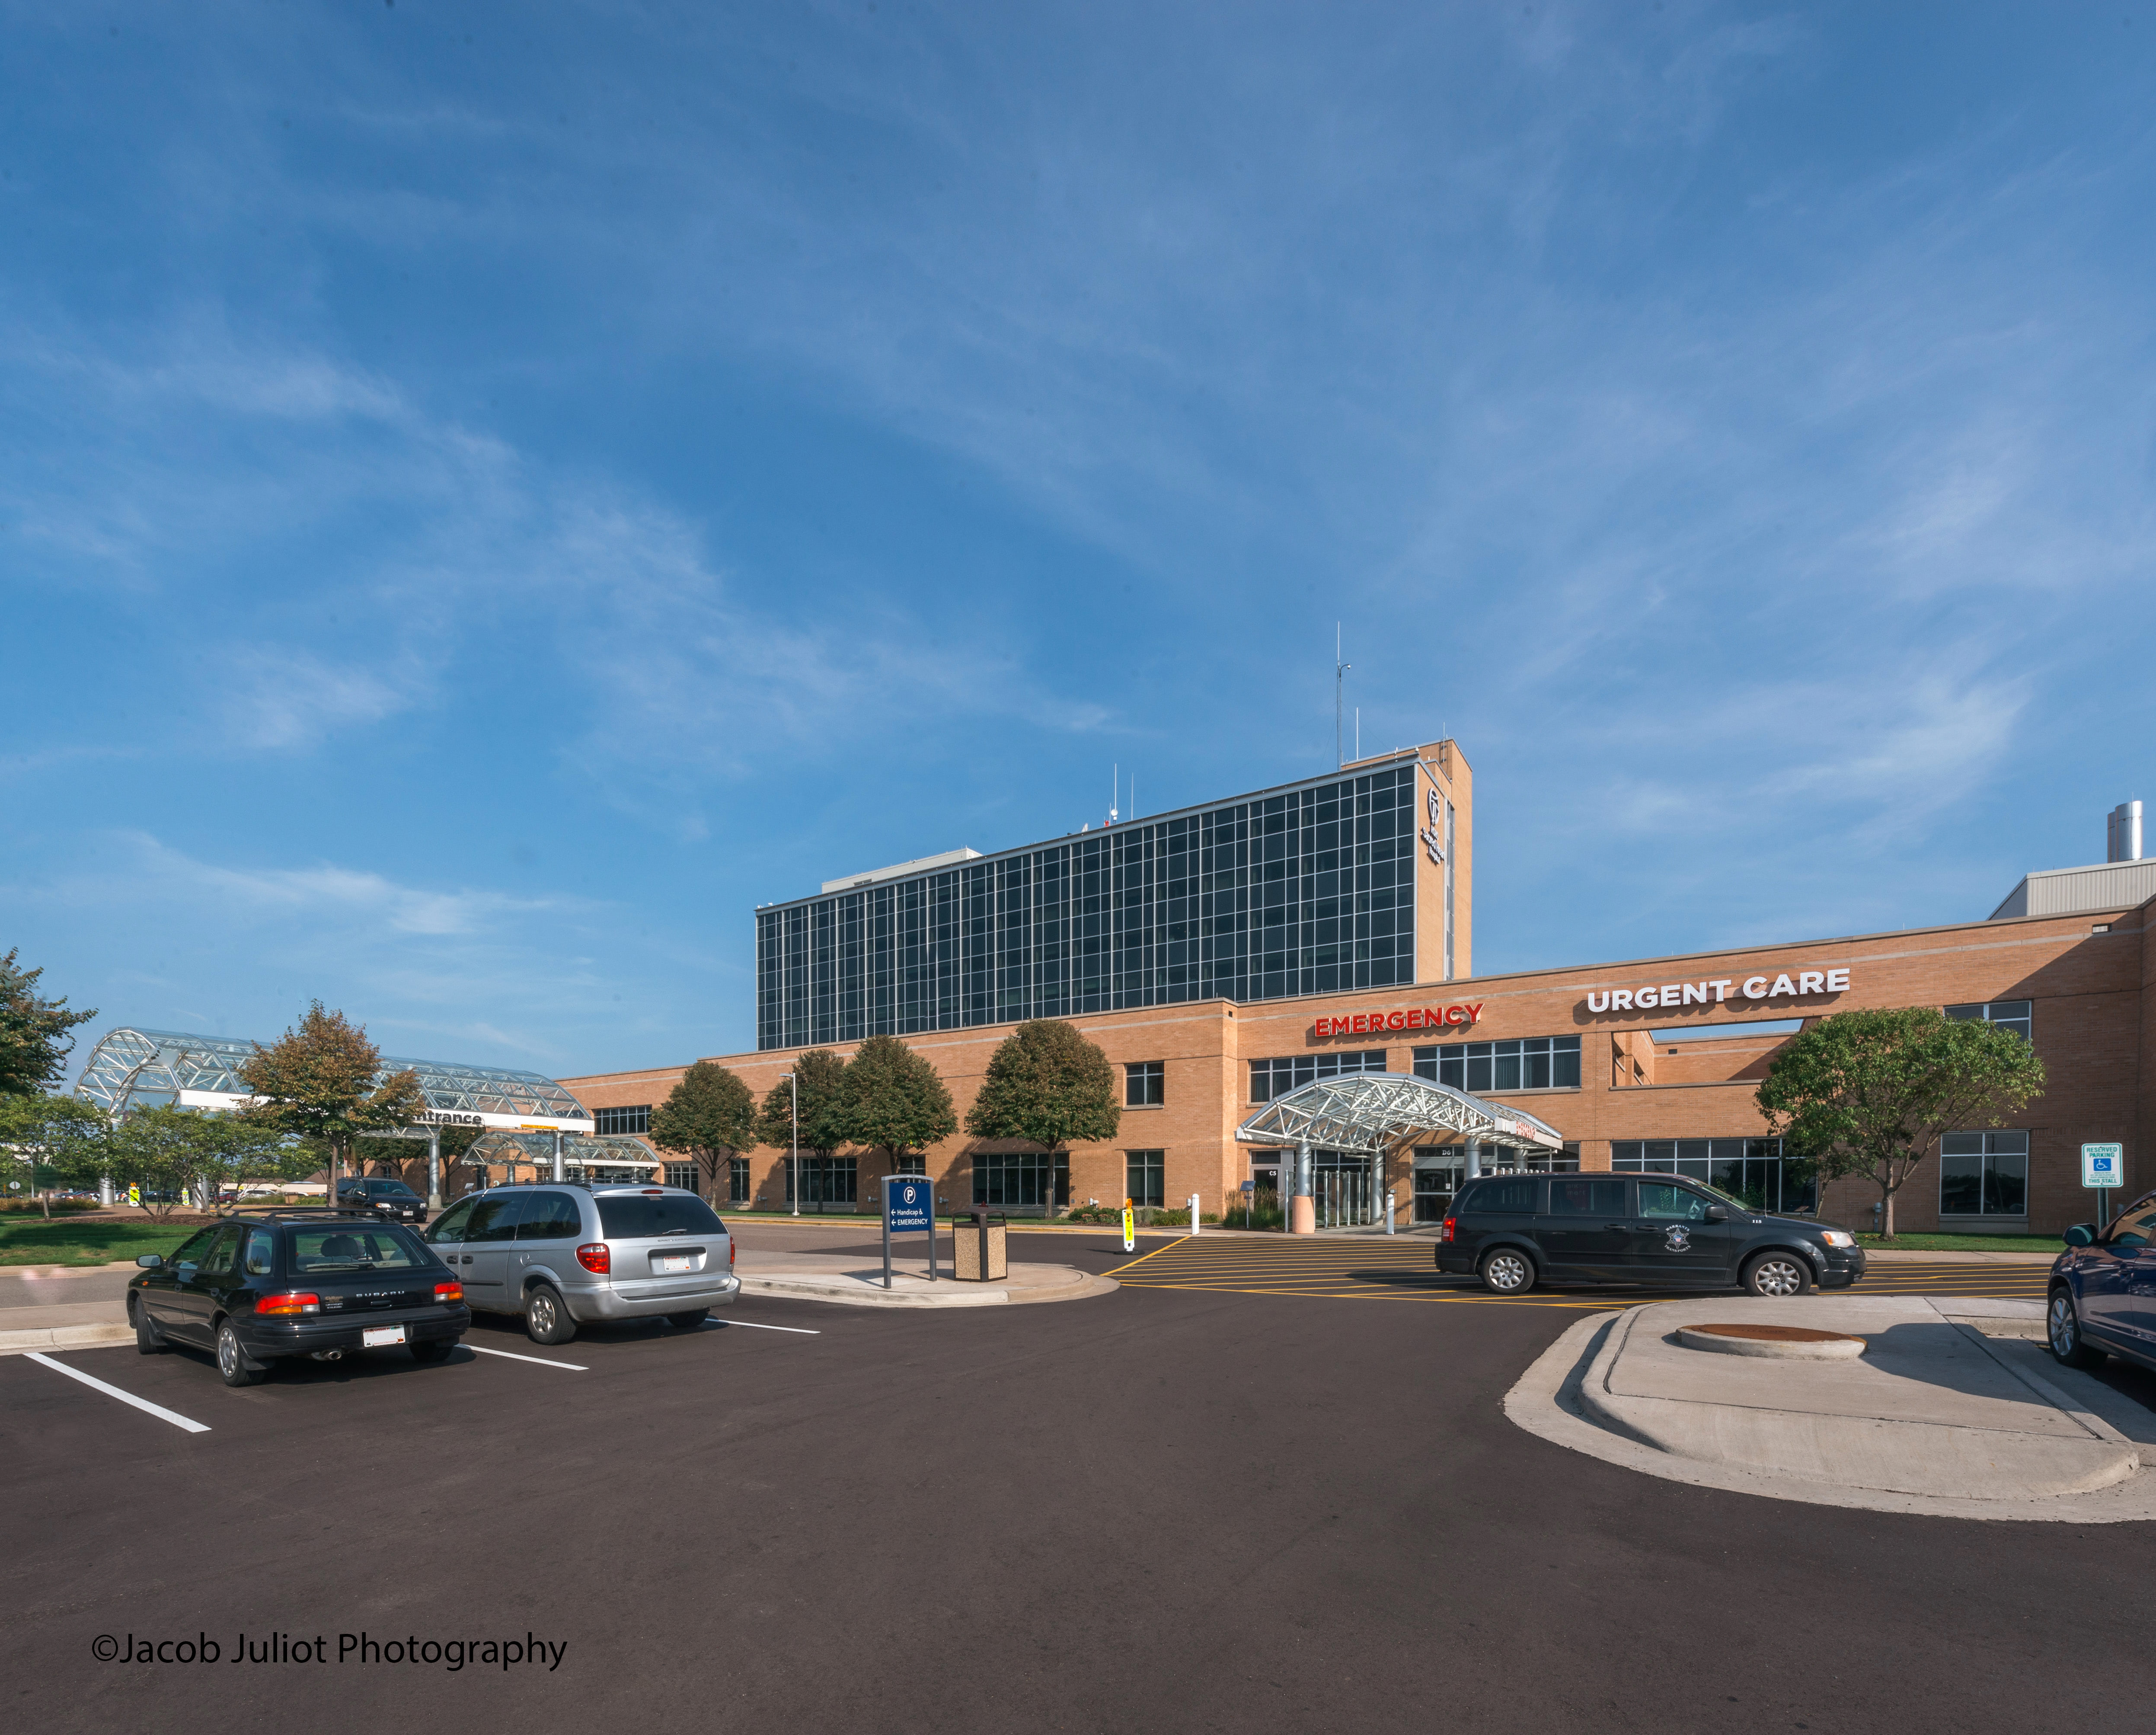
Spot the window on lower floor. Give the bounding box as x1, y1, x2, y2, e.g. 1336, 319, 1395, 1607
595, 1104, 652, 1136
1126, 1150, 1165, 1207
1610, 1137, 1808, 1213
728, 1158, 750, 1203
1249, 1049, 1386, 1103
1939, 1131, 2028, 1216
1945, 1001, 2032, 1042
1125, 1061, 1164, 1107
973, 1151, 1068, 1207
783, 1156, 857, 1205
1414, 1036, 1581, 1094
664, 1163, 698, 1192
891, 1155, 927, 1175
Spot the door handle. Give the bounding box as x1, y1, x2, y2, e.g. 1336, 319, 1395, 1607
1604, 1222, 1631, 1230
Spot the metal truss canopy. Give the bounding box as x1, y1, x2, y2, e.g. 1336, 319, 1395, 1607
1235, 1071, 1565, 1155
461, 1130, 661, 1180
73, 1028, 593, 1132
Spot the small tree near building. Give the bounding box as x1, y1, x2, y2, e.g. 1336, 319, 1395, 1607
0, 949, 97, 1098
964, 1020, 1120, 1207
1755, 1006, 2046, 1238
650, 1061, 757, 1200
842, 1034, 956, 1182
237, 1003, 425, 1203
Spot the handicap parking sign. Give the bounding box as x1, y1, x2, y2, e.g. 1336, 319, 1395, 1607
2082, 1143, 2123, 1189
885, 1174, 933, 1233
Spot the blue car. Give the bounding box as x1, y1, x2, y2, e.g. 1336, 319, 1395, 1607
2047, 1191, 2156, 1371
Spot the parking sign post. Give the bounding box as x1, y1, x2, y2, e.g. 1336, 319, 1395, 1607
2083, 1142, 2124, 1230
883, 1174, 936, 1289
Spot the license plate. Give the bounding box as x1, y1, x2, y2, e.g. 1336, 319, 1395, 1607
653, 1254, 695, 1274
362, 1324, 407, 1347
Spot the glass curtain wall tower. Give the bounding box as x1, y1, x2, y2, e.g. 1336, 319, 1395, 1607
756, 740, 1471, 1050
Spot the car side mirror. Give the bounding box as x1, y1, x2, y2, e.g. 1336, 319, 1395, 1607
1703, 1205, 1730, 1223
135, 1253, 163, 1269
2062, 1224, 2095, 1248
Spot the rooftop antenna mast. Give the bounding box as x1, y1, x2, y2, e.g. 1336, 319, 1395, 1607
1335, 624, 1351, 769
1110, 762, 1118, 827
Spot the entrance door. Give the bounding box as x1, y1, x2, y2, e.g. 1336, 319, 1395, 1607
1413, 1153, 1466, 1225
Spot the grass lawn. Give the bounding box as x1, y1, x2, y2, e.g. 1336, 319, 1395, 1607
0, 1218, 199, 1267
1857, 1231, 2061, 1253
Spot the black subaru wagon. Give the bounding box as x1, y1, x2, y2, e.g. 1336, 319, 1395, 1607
1434, 1171, 1865, 1297
128, 1210, 469, 1386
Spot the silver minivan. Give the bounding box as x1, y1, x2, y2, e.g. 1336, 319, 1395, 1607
423, 1183, 739, 1344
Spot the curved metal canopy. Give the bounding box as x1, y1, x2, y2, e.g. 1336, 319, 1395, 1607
461, 1130, 660, 1179
1235, 1071, 1565, 1155
73, 1027, 593, 1133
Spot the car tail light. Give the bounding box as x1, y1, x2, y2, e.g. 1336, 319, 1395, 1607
1438, 1216, 1457, 1244
577, 1243, 611, 1274
257, 1291, 321, 1315
434, 1280, 463, 1304
728, 1240, 736, 1269
642, 1188, 664, 1196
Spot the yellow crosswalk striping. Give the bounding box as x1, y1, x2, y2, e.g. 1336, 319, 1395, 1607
1104, 1237, 2052, 1308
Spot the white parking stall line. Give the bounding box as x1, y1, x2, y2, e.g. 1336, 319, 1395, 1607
710, 1319, 821, 1335
463, 1345, 588, 1371
25, 1352, 212, 1433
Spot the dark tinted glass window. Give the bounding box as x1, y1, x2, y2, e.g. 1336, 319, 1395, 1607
1638, 1183, 1710, 1222
425, 1198, 476, 1244
516, 1192, 585, 1242
1460, 1178, 1540, 1214
367, 1179, 419, 1198
243, 1229, 276, 1276
463, 1195, 531, 1244
169, 1227, 218, 1267
597, 1193, 727, 1238
289, 1226, 429, 1272
199, 1225, 243, 1277
1549, 1178, 1627, 1216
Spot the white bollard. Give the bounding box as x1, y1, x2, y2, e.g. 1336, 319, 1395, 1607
1385, 1188, 1396, 1235
1189, 1192, 1200, 1236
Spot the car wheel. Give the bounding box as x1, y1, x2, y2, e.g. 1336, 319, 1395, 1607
409, 1340, 454, 1364
1743, 1252, 1813, 1297
1479, 1247, 1536, 1295
2048, 1288, 2106, 1369
215, 1320, 265, 1387
132, 1298, 168, 1355
524, 1285, 578, 1345
667, 1309, 709, 1330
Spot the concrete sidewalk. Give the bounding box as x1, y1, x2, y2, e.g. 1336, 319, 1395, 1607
735, 1249, 1116, 1308
1508, 1295, 2156, 1521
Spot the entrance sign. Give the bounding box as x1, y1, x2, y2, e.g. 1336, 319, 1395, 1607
2082, 1144, 2123, 1189
880, 1174, 938, 1288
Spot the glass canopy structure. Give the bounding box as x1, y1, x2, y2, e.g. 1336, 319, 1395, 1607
461, 1131, 661, 1186
74, 1027, 594, 1133
1235, 1071, 1565, 1158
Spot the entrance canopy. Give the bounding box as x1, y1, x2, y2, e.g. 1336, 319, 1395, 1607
74, 1027, 594, 1134
462, 1130, 660, 1183
1235, 1071, 1565, 1156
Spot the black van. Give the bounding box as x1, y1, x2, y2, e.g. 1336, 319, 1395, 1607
1434, 1171, 1865, 1297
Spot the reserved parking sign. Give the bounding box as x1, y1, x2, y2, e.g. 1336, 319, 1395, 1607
2082, 1143, 2123, 1189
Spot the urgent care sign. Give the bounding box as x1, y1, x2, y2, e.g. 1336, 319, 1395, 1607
1584, 967, 1851, 1014
1313, 1003, 1483, 1038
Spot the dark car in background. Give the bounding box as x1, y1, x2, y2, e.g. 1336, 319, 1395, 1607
2046, 1192, 2156, 1372
1434, 1170, 1865, 1297
336, 1177, 428, 1222
128, 1210, 468, 1386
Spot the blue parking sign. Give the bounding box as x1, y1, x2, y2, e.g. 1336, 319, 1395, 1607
885, 1174, 933, 1234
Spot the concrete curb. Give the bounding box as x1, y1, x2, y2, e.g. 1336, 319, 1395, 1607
1508, 1309, 2156, 1522
737, 1269, 1119, 1310
0, 1323, 135, 1356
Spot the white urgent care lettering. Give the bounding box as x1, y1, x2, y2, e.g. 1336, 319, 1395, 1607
1583, 967, 1849, 1014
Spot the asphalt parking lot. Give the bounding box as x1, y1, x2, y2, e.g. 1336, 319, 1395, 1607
4, 1228, 2151, 1735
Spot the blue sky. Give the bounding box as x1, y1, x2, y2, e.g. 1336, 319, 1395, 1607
5, 2, 2152, 1078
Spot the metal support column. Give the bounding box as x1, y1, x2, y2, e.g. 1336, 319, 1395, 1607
552, 1129, 565, 1183
427, 1127, 443, 1210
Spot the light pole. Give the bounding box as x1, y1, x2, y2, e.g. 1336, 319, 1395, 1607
778, 1072, 799, 1216
1335, 623, 1352, 769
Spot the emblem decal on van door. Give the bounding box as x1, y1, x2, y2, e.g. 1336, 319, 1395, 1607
1664, 1226, 1691, 1252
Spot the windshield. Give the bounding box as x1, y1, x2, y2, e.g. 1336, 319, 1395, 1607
370, 1181, 418, 1197
288, 1226, 430, 1273
596, 1194, 726, 1239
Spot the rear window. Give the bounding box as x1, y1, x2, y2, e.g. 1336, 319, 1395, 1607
288, 1226, 430, 1273
596, 1193, 726, 1239
1457, 1177, 1541, 1215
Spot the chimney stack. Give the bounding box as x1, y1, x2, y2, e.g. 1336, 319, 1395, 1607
2108, 801, 2144, 863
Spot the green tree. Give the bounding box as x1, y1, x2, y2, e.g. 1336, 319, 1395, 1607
841, 1034, 956, 1177
651, 1061, 757, 1198
756, 1049, 851, 1210
0, 1094, 111, 1218
104, 1105, 299, 1219
1756, 1007, 2047, 1238
236, 1003, 425, 1205
964, 1021, 1120, 1186
0, 950, 98, 1097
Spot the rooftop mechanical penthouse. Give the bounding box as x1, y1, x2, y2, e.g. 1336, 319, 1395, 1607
754, 740, 1471, 1051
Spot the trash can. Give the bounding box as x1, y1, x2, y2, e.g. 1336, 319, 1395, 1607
952, 1209, 1008, 1281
